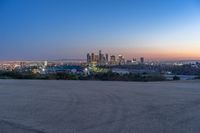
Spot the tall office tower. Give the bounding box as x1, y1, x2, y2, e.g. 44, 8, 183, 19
87, 53, 91, 64
101, 54, 104, 63
20, 62, 25, 68
118, 55, 125, 65
91, 53, 95, 62
106, 54, 109, 62
110, 55, 116, 65
99, 50, 102, 64
132, 58, 137, 62
44, 61, 48, 67
132, 58, 138, 64
102, 54, 106, 64
140, 57, 144, 64
118, 55, 123, 60
95, 55, 99, 62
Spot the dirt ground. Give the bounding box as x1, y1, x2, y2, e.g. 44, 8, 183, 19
0, 80, 200, 133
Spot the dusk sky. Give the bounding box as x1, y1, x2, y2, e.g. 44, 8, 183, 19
1, 0, 200, 60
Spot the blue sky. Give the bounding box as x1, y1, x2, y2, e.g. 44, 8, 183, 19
1, 0, 200, 60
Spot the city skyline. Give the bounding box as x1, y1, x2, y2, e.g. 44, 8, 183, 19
1, 0, 200, 61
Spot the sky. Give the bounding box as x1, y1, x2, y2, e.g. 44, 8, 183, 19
1, 0, 200, 61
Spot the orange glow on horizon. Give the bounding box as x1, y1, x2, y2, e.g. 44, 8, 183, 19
105, 47, 200, 60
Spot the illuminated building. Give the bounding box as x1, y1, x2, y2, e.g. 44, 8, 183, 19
118, 55, 125, 65
87, 53, 91, 64
140, 57, 144, 64
91, 53, 95, 62
106, 54, 109, 63
99, 50, 102, 64
110, 55, 116, 65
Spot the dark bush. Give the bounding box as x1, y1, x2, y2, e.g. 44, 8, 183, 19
173, 75, 180, 80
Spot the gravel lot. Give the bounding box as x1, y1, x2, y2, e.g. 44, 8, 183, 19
0, 80, 200, 133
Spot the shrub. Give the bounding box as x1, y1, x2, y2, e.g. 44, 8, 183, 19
173, 75, 180, 80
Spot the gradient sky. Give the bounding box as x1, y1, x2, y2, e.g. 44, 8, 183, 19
1, 0, 200, 60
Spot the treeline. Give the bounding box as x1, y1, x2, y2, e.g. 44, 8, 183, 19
102, 64, 200, 75
0, 71, 78, 80
0, 71, 166, 81
169, 65, 200, 75
2, 71, 199, 81
195, 76, 200, 79
80, 71, 166, 82
0, 71, 37, 79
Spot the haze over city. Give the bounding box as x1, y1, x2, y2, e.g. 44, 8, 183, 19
1, 0, 200, 61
